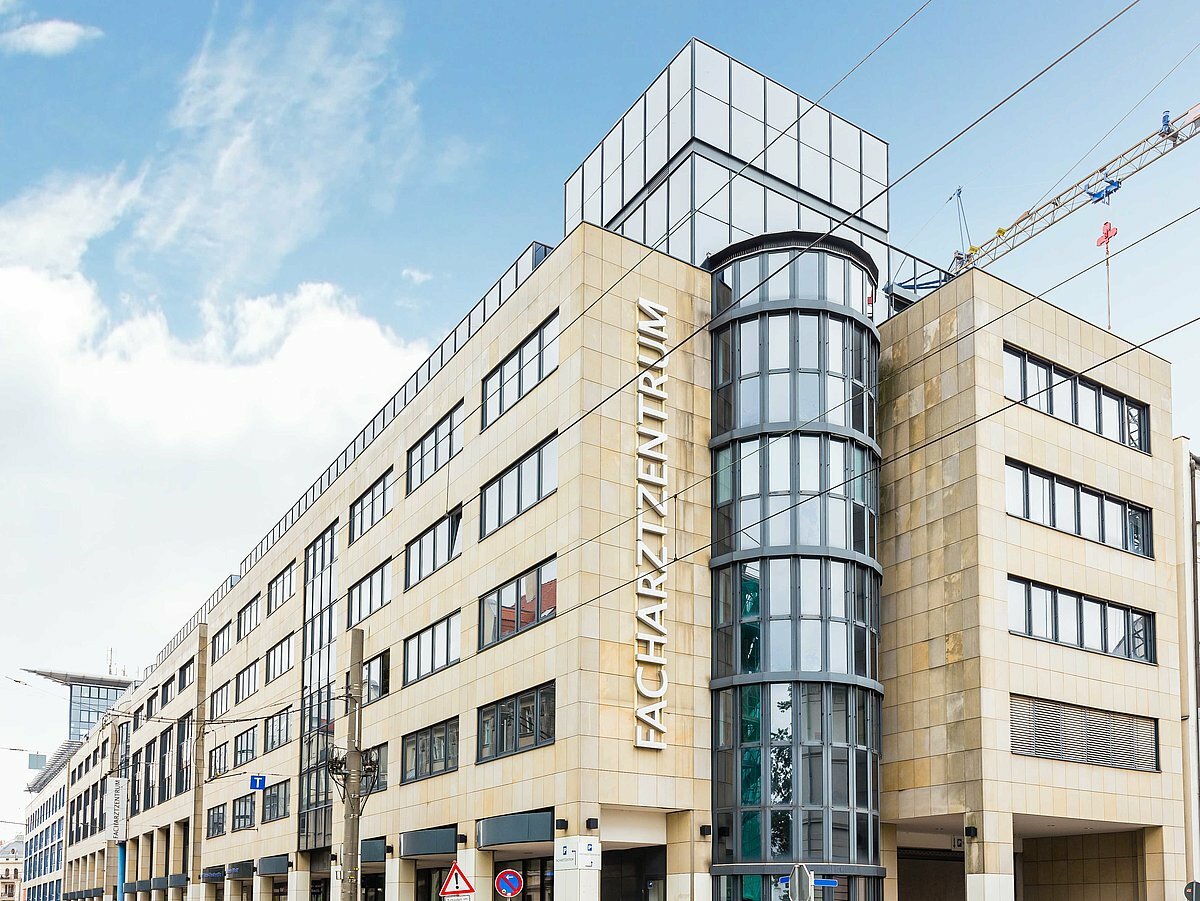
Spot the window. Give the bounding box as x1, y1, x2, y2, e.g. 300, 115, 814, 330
364, 651, 390, 704
208, 743, 228, 779
1004, 460, 1152, 557
264, 708, 291, 752
132, 706, 144, 732
365, 743, 388, 794
178, 658, 194, 691
145, 694, 157, 720
232, 794, 255, 831
265, 634, 294, 683
404, 612, 461, 684
482, 313, 560, 428
209, 683, 230, 719
262, 780, 290, 823
160, 678, 175, 707
267, 562, 295, 615
480, 435, 558, 538
1003, 344, 1149, 451
1011, 694, 1157, 771
176, 713, 193, 794
158, 725, 174, 803
350, 469, 393, 543
402, 718, 459, 783
477, 682, 555, 763
237, 596, 261, 640
206, 804, 225, 838
405, 510, 463, 587
408, 404, 465, 493
1007, 576, 1154, 662
211, 622, 231, 662
348, 560, 392, 626
480, 559, 557, 648
234, 727, 257, 766
235, 662, 259, 704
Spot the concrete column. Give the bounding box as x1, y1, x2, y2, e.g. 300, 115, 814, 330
222, 880, 241, 901
453, 849, 491, 897
287, 868, 310, 901
964, 811, 1014, 901
249, 876, 271, 901
665, 811, 710, 901
880, 823, 898, 901
552, 837, 600, 900
1141, 825, 1187, 901
184, 883, 205, 901
383, 858, 413, 901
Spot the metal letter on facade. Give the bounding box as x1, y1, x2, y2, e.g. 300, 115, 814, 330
633, 297, 670, 750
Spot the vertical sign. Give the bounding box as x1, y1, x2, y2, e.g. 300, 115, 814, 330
105, 776, 128, 841
633, 297, 670, 750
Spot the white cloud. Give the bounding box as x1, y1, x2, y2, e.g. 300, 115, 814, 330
129, 3, 422, 297
0, 19, 102, 56
0, 171, 140, 273
401, 267, 433, 285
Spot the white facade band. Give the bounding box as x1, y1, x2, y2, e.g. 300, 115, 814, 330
633, 297, 670, 750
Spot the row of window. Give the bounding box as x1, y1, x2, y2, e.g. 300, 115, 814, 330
206, 785, 287, 837
480, 435, 559, 538
208, 709, 291, 780
408, 405, 465, 494
714, 557, 880, 680
714, 310, 878, 440
1003, 344, 1149, 451
125, 715, 193, 817
1007, 576, 1154, 662
483, 313, 560, 428
350, 470, 393, 544
480, 558, 558, 649
713, 433, 878, 558
713, 249, 877, 318
1004, 460, 1151, 557
405, 510, 463, 588
714, 682, 881, 865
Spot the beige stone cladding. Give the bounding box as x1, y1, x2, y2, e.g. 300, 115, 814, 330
343, 222, 714, 859
110, 626, 207, 897
878, 267, 1186, 897
61, 715, 117, 900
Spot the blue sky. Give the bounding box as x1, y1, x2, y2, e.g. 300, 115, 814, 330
1, 0, 1198, 823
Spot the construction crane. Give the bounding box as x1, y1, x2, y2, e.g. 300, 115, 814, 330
950, 103, 1200, 272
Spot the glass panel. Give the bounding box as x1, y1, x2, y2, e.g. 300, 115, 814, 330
1051, 370, 1073, 421
1106, 606, 1127, 656
1026, 361, 1049, 411
1130, 612, 1149, 660
1007, 579, 1027, 633
1030, 585, 1052, 639
768, 558, 791, 616
770, 683, 792, 742
769, 619, 793, 670
1054, 481, 1077, 534
1056, 592, 1079, 646
740, 748, 762, 804
1080, 490, 1101, 541
1003, 350, 1023, 401
1103, 499, 1124, 548
1101, 392, 1121, 441
1027, 472, 1050, 525
1005, 464, 1025, 517
1082, 599, 1104, 650
800, 620, 822, 671
1078, 381, 1098, 431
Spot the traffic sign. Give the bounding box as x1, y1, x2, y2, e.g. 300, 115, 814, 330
814, 879, 839, 887
1185, 881, 1199, 900
494, 869, 523, 897
249, 775, 266, 790
438, 862, 474, 897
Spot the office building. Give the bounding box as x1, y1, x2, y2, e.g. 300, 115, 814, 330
45, 39, 1197, 901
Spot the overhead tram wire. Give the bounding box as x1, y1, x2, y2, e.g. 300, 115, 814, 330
306, 0, 1139, 569
58, 2, 1136, 750
558, 246, 1200, 616
1027, 36, 1200, 211
553, 200, 1200, 563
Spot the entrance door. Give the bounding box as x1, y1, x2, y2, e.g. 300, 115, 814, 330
600, 848, 666, 901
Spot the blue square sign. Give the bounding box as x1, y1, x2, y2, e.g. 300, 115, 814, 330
249, 775, 266, 790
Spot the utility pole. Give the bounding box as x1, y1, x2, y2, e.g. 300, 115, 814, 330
340, 628, 364, 901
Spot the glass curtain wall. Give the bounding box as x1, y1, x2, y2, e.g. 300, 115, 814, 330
709, 234, 884, 901
299, 522, 339, 850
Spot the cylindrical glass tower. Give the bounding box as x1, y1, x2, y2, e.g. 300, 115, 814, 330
708, 232, 884, 901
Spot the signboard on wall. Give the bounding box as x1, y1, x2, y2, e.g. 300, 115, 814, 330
104, 777, 128, 841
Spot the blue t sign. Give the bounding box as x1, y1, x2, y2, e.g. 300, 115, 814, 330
249, 775, 266, 790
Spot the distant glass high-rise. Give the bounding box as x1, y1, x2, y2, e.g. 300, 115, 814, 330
23, 670, 133, 741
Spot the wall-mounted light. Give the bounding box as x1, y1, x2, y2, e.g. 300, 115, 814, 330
964, 826, 978, 839
554, 819, 568, 831
585, 818, 599, 831
699, 825, 712, 838
384, 845, 394, 856
456, 834, 467, 845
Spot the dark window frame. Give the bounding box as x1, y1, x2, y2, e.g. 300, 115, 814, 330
477, 682, 555, 764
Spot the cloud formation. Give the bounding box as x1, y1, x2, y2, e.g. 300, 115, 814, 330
401, 267, 433, 284
130, 3, 422, 297
0, 19, 102, 56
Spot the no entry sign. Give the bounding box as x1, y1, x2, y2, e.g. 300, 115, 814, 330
494, 869, 524, 897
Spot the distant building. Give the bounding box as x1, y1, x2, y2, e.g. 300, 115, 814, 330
1, 836, 24, 901
22, 672, 133, 743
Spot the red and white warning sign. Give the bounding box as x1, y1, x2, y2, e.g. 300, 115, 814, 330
438, 862, 475, 897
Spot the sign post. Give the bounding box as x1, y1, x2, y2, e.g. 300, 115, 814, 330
438, 862, 474, 897
494, 869, 523, 898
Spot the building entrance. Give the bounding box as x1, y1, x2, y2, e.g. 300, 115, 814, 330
599, 847, 666, 901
